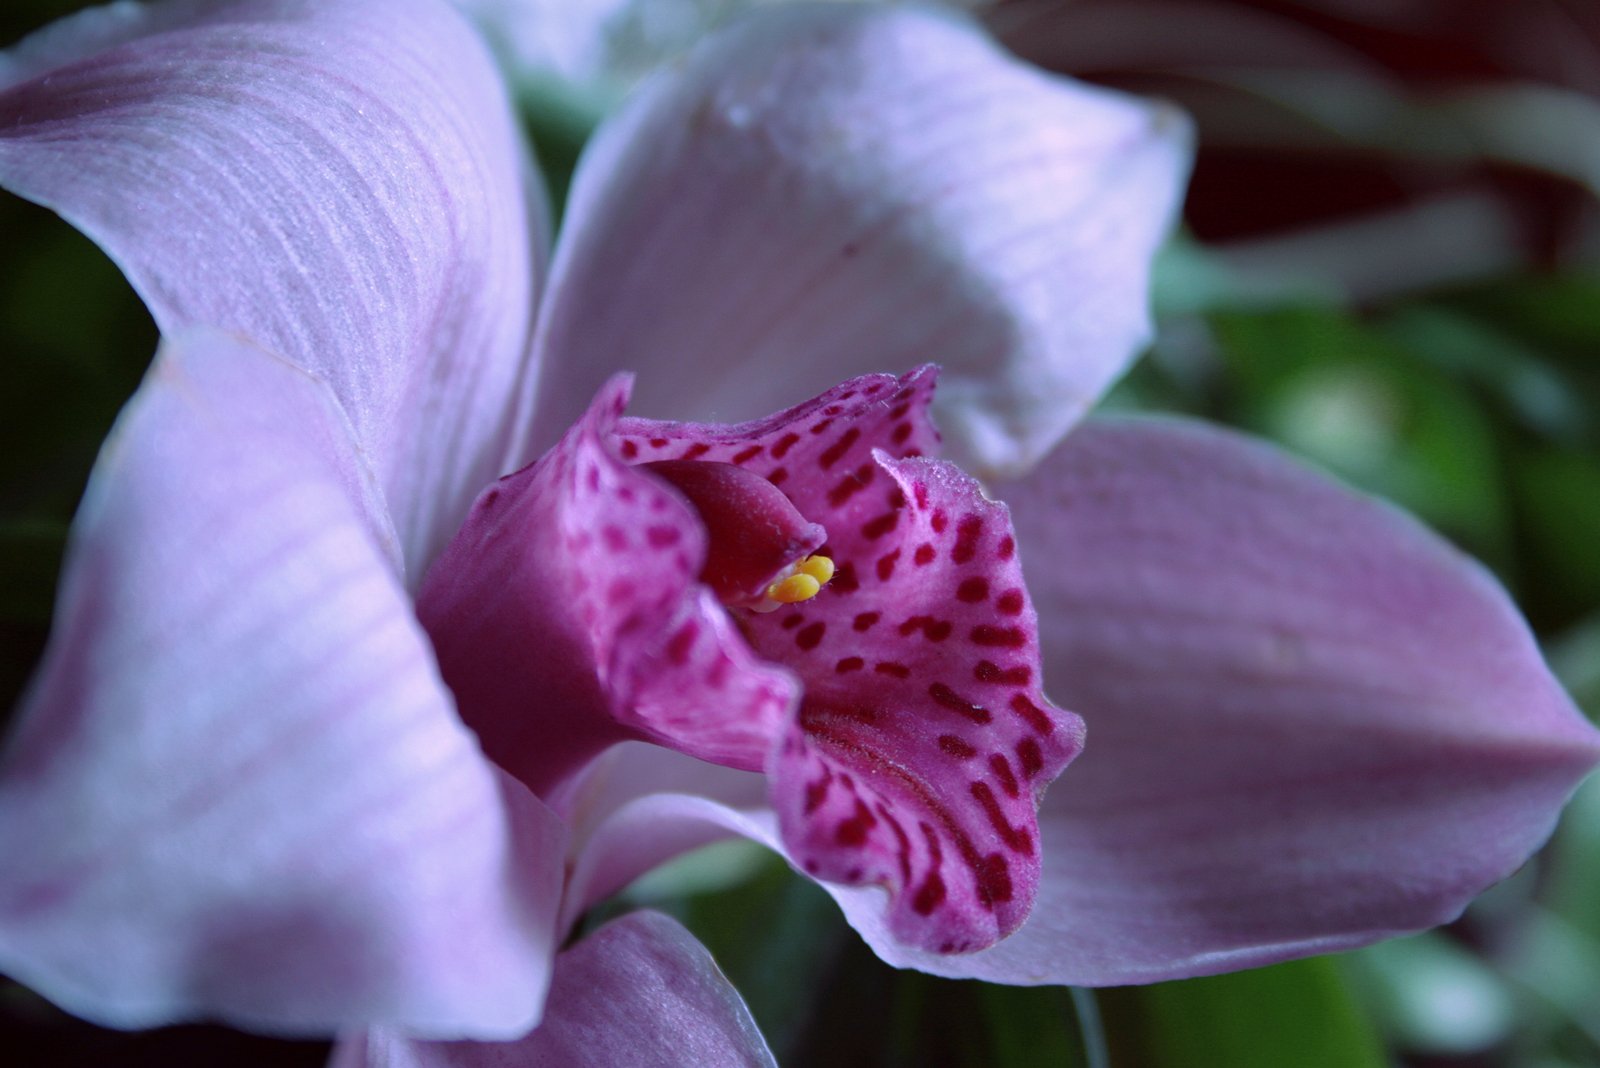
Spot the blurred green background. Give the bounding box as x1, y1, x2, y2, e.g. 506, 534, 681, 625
3, 1, 1599, 1065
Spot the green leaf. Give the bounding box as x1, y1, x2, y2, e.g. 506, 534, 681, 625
1108, 957, 1387, 1068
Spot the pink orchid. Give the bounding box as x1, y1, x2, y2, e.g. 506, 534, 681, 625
1, 0, 1596, 1064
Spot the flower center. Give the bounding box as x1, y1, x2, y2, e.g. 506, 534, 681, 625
642, 459, 833, 610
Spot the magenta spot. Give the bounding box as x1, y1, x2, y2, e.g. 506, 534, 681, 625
482, 489, 501, 507
682, 442, 712, 460
891, 422, 913, 445
912, 872, 946, 915
828, 471, 872, 508
913, 543, 936, 566
731, 444, 763, 465
888, 402, 910, 420
938, 735, 977, 759
877, 549, 901, 581
617, 485, 636, 502
620, 439, 639, 460
930, 683, 991, 723
824, 404, 844, 416
707, 658, 730, 688
865, 382, 886, 395
874, 661, 911, 679
931, 509, 949, 533
836, 800, 878, 845
768, 467, 789, 486
771, 432, 801, 459
926, 620, 953, 642
972, 625, 1027, 649
602, 526, 628, 552
989, 754, 1020, 798
956, 577, 989, 602
913, 482, 929, 509
649, 437, 669, 449
796, 622, 827, 650
997, 536, 1016, 561
586, 465, 602, 492
819, 427, 860, 469
810, 418, 835, 436
606, 578, 635, 606
996, 589, 1025, 615
836, 656, 865, 674
853, 612, 880, 631
781, 613, 804, 630
887, 487, 907, 508
862, 512, 900, 540
953, 515, 983, 563
646, 525, 682, 548
665, 623, 697, 666
1009, 694, 1054, 735
975, 660, 1032, 686
1016, 738, 1045, 778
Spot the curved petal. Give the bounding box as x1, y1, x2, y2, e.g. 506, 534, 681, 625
0, 0, 543, 571
0, 330, 566, 1036
417, 377, 799, 800
849, 415, 1599, 985
335, 912, 775, 1068
525, 4, 1191, 479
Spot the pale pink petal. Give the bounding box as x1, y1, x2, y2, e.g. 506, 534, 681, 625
0, 0, 543, 570
335, 912, 775, 1068
845, 416, 1600, 984
417, 378, 798, 800
0, 331, 566, 1036
526, 4, 1191, 479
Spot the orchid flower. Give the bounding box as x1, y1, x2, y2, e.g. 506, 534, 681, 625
1, 0, 1596, 1064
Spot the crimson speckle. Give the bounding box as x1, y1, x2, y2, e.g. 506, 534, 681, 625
989, 754, 1020, 798
804, 778, 829, 814
832, 562, 860, 592
972, 625, 1026, 648
997, 536, 1016, 561
891, 422, 913, 445
956, 577, 989, 602
731, 444, 763, 465
953, 515, 983, 563
619, 439, 638, 459
780, 613, 804, 630
930, 683, 991, 723
888, 402, 910, 420
649, 437, 669, 448
938, 735, 977, 759
876, 549, 901, 581
996, 588, 1025, 615
809, 418, 834, 436
1016, 738, 1045, 778
931, 509, 949, 533
913, 543, 936, 566
646, 525, 681, 548
853, 611, 880, 631
601, 526, 628, 552
862, 512, 900, 540
978, 853, 1015, 906
874, 661, 911, 679
975, 660, 1031, 686
912, 482, 929, 508
1009, 694, 1054, 735
819, 427, 860, 469
912, 873, 946, 915
682, 442, 712, 460
665, 623, 697, 666
771, 432, 800, 459
796, 622, 827, 650
836, 656, 865, 674
768, 467, 789, 486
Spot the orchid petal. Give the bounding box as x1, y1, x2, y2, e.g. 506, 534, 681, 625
0, 330, 566, 1036
418, 377, 799, 799
845, 415, 1600, 984
336, 912, 775, 1068
526, 4, 1191, 479
0, 0, 543, 570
